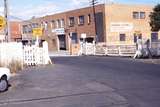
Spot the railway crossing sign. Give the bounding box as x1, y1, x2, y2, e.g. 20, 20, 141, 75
32, 28, 43, 36
0, 16, 6, 30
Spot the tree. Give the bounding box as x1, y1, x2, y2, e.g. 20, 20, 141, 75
150, 4, 160, 32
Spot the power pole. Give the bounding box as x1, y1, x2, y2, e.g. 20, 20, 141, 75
90, 0, 98, 43
4, 0, 10, 42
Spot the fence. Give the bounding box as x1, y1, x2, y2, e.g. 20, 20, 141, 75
80, 42, 136, 57
0, 42, 23, 66
80, 42, 96, 55
151, 42, 160, 56
23, 41, 51, 66
138, 41, 160, 57
0, 41, 51, 67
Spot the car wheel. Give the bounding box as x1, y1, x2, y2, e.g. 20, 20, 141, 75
0, 78, 8, 92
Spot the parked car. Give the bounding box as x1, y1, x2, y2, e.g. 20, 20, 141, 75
0, 68, 11, 92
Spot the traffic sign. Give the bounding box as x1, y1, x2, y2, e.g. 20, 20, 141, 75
0, 16, 6, 30
32, 28, 43, 36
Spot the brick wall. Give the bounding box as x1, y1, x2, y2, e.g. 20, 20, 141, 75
10, 21, 22, 41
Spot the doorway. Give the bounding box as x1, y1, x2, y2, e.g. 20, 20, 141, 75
58, 35, 66, 50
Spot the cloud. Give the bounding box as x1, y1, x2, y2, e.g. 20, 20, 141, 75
10, 1, 58, 20
7, 0, 105, 20
71, 0, 89, 5
0, 6, 4, 16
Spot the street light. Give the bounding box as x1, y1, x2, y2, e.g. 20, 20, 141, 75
89, 0, 98, 43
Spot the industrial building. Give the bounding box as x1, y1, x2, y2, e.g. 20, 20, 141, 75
21, 4, 159, 54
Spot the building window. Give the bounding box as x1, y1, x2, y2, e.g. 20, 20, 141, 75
69, 17, 75, 27
32, 23, 39, 28
78, 15, 85, 25
134, 33, 142, 43
61, 19, 65, 28
22, 25, 28, 34
87, 14, 91, 24
71, 33, 78, 44
58, 20, 61, 28
28, 24, 32, 33
120, 34, 126, 41
56, 20, 58, 28
51, 20, 55, 29
140, 12, 145, 19
55, 20, 61, 28
133, 12, 139, 19
151, 32, 158, 42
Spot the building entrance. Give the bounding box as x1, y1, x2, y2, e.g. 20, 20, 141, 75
58, 35, 66, 50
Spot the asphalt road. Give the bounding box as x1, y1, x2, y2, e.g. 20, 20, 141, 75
0, 56, 160, 107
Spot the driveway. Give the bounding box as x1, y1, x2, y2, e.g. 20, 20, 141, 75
0, 56, 160, 107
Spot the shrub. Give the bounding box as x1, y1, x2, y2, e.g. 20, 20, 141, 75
7, 60, 23, 74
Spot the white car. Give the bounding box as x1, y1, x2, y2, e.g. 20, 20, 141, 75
0, 68, 11, 92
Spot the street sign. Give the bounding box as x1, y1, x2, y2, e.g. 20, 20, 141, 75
0, 16, 6, 30
32, 28, 43, 36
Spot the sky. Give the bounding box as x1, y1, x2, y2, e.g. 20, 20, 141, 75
0, 0, 160, 20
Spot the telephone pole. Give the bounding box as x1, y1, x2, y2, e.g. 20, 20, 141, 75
90, 0, 98, 43
4, 0, 10, 42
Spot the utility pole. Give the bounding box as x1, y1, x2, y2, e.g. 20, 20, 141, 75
4, 0, 10, 42
90, 0, 98, 43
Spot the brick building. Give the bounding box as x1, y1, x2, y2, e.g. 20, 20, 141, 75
21, 4, 160, 53
10, 21, 22, 41
0, 21, 22, 42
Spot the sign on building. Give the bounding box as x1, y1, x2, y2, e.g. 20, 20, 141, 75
32, 28, 43, 36
0, 16, 6, 30
52, 28, 65, 35
81, 33, 87, 39
110, 22, 133, 32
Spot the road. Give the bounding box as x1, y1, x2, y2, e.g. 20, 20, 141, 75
0, 56, 160, 107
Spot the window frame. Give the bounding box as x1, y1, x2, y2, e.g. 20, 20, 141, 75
61, 19, 65, 28
140, 12, 146, 19
51, 20, 55, 29
151, 32, 158, 42
71, 33, 78, 44
133, 11, 139, 19
119, 34, 126, 41
69, 17, 75, 27
78, 15, 85, 25
87, 14, 91, 24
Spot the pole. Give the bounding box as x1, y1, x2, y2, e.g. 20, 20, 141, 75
4, 0, 10, 42
90, 0, 98, 43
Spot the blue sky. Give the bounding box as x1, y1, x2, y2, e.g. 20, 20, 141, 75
0, 0, 159, 20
